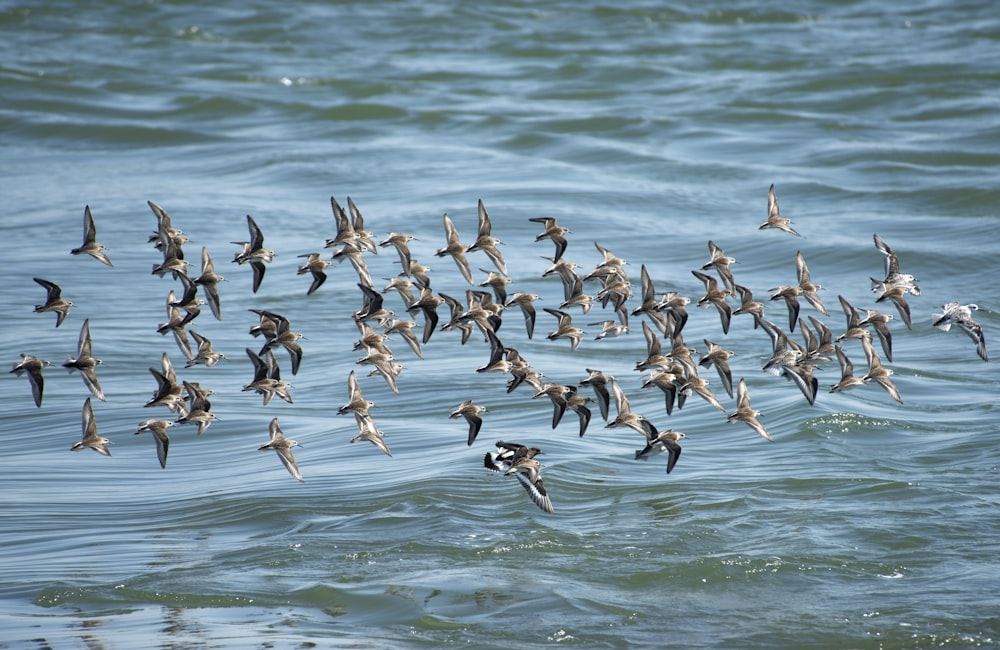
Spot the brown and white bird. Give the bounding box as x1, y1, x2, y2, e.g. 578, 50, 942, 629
70, 205, 113, 266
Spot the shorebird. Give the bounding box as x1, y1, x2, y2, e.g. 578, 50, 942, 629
258, 312, 304, 375
135, 419, 174, 469
731, 284, 765, 329
478, 268, 510, 304
631, 265, 670, 335
71, 397, 110, 456
579, 368, 612, 421
532, 383, 572, 430
679, 374, 727, 413
634, 426, 685, 474
10, 353, 51, 408
857, 308, 894, 362
158, 290, 194, 360
351, 412, 392, 457
176, 380, 217, 435
726, 378, 773, 442
297, 253, 331, 296
186, 329, 225, 368
860, 336, 903, 403
591, 319, 629, 340
380, 232, 417, 276
466, 199, 507, 276
485, 441, 553, 514
564, 386, 592, 437
933, 301, 988, 362
794, 251, 829, 315
701, 240, 736, 296
193, 247, 224, 320
258, 417, 303, 482
641, 364, 686, 417
232, 214, 274, 293
759, 183, 801, 236
383, 318, 424, 359
407, 285, 444, 345
543, 308, 584, 351
436, 213, 473, 284
450, 400, 488, 446
529, 216, 571, 262
653, 292, 691, 335
835, 294, 873, 344
870, 278, 913, 330
504, 292, 540, 339
62, 318, 105, 401
145, 352, 188, 416
873, 233, 920, 296
691, 270, 732, 334
829, 344, 866, 395
605, 377, 656, 437
70, 205, 113, 266
33, 277, 73, 327
699, 339, 735, 398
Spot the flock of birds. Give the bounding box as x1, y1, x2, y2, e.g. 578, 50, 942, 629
12, 187, 989, 514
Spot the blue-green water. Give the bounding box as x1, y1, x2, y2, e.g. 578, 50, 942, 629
2, 1, 999, 647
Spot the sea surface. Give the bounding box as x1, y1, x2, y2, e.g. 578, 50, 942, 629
2, 1, 999, 647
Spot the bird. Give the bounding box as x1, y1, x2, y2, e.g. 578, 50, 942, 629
635, 425, 686, 474
699, 339, 735, 398
532, 383, 572, 430
70, 205, 113, 266
10, 353, 51, 408
731, 284, 766, 329
505, 292, 541, 339
185, 329, 226, 367
933, 302, 987, 362
135, 420, 174, 469
258, 312, 304, 375
543, 308, 584, 351
564, 386, 592, 437
701, 240, 736, 296
759, 183, 801, 236
232, 214, 274, 293
529, 216, 571, 262
297, 253, 331, 296
450, 400, 488, 446
71, 397, 111, 456
691, 270, 732, 334
466, 199, 507, 276
62, 318, 105, 401
726, 378, 773, 442
794, 250, 829, 315
873, 233, 920, 296
436, 213, 473, 284
860, 336, 903, 403
145, 352, 188, 416
579, 368, 612, 421
484, 441, 553, 515
176, 380, 217, 435
829, 345, 866, 395
351, 412, 392, 457
193, 247, 224, 320
605, 377, 657, 437
258, 417, 303, 482
380, 232, 417, 276
33, 277, 73, 327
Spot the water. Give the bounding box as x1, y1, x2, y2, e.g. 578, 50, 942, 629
2, 1, 999, 647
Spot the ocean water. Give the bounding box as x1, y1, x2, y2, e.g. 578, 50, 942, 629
2, 1, 999, 647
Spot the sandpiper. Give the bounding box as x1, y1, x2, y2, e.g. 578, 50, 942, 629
726, 378, 773, 442
436, 212, 473, 284
33, 277, 73, 327
194, 247, 224, 320
450, 400, 488, 446
529, 216, 571, 262
70, 205, 113, 266
297, 253, 331, 296
543, 307, 584, 351
10, 353, 51, 408
62, 318, 105, 401
71, 397, 111, 456
933, 301, 988, 362
466, 199, 507, 276
759, 184, 801, 236
635, 425, 685, 474
258, 417, 303, 481
351, 412, 392, 456
135, 419, 174, 469
232, 214, 275, 293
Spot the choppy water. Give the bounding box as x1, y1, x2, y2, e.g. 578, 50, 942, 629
3, 1, 1000, 647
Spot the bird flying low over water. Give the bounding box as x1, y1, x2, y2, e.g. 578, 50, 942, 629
485, 441, 554, 514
